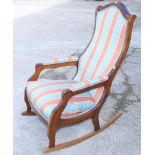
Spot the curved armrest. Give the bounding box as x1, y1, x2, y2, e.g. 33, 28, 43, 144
70, 76, 109, 92
49, 76, 110, 125
44, 56, 79, 65
28, 56, 79, 81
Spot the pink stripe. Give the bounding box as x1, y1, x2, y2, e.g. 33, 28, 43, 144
93, 87, 104, 103
40, 99, 59, 113
83, 81, 91, 86
103, 22, 126, 76
67, 56, 71, 61
28, 81, 76, 96
90, 11, 120, 78
79, 9, 109, 80
33, 88, 63, 105
72, 81, 91, 90
52, 57, 59, 62
40, 96, 93, 113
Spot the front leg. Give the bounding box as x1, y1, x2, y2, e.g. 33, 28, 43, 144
48, 125, 57, 148
47, 116, 60, 148
47, 96, 69, 149
21, 88, 36, 116
22, 64, 44, 116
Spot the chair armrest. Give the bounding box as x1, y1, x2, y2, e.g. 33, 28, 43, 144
28, 56, 79, 81
40, 56, 79, 69
42, 56, 79, 69
48, 76, 110, 124
44, 56, 79, 65
70, 76, 109, 92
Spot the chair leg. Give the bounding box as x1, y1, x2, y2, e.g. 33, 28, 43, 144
92, 114, 100, 131
43, 112, 123, 153
48, 126, 56, 148
22, 88, 36, 116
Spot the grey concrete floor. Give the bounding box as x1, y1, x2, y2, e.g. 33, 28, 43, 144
14, 0, 141, 155
14, 0, 72, 19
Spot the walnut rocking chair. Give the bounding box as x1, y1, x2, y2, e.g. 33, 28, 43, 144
22, 1, 136, 153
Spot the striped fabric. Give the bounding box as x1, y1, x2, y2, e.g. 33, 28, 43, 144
26, 6, 128, 119
26, 79, 95, 120
74, 6, 128, 103
44, 56, 79, 65
71, 75, 108, 92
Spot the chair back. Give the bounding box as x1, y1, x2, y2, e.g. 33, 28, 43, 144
74, 2, 136, 103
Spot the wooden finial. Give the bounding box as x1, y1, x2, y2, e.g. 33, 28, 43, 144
95, 6, 100, 12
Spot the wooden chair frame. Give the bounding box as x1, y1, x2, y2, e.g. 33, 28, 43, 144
22, 1, 136, 153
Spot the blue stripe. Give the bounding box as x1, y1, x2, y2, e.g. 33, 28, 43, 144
43, 102, 94, 119
31, 91, 93, 109
96, 15, 125, 76
84, 8, 117, 80
28, 83, 71, 97
64, 103, 94, 112
74, 10, 106, 80
32, 93, 62, 109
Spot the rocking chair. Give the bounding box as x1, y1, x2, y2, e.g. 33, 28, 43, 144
22, 1, 136, 153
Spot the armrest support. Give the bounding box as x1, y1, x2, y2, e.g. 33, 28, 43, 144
49, 76, 110, 125
28, 56, 79, 81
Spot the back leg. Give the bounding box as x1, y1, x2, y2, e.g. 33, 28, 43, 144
92, 114, 100, 131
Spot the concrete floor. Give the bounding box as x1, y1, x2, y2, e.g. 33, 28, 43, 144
14, 0, 141, 155
14, 0, 72, 19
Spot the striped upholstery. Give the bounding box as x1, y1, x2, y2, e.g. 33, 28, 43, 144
26, 80, 95, 120
71, 75, 108, 92
44, 56, 79, 65
26, 6, 128, 119
74, 6, 128, 103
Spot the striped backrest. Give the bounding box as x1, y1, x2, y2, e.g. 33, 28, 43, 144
74, 6, 128, 103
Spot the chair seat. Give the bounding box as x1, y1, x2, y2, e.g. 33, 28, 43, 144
26, 79, 95, 120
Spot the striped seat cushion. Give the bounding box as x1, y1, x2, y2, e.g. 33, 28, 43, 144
26, 79, 95, 120
74, 6, 128, 103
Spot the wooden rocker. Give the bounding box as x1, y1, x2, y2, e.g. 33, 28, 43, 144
22, 1, 136, 153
